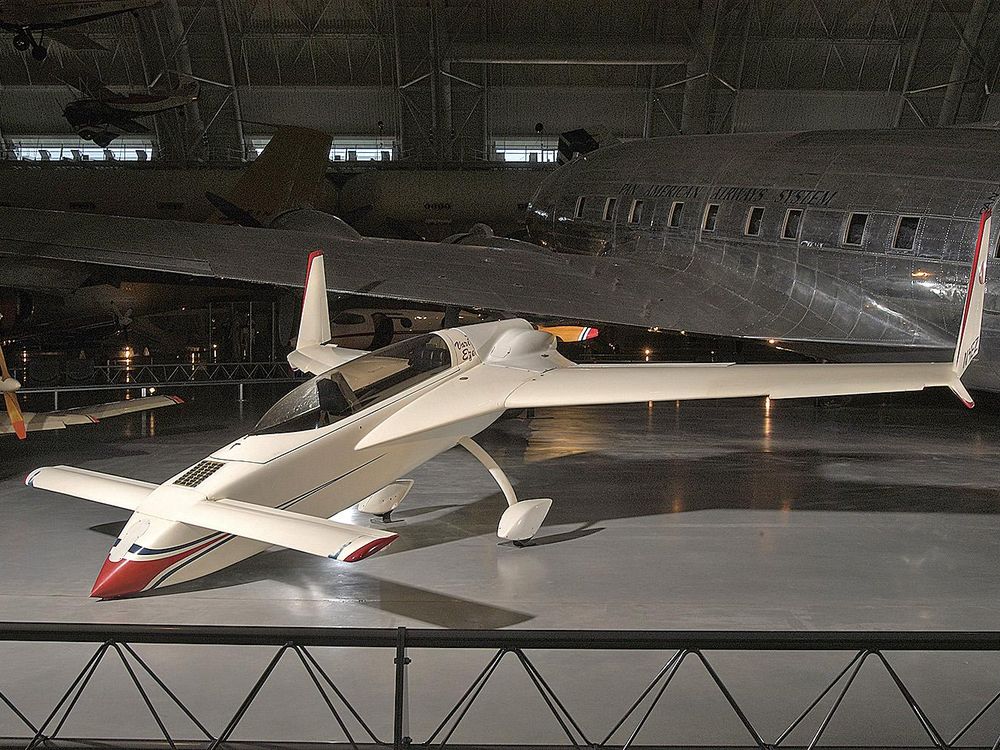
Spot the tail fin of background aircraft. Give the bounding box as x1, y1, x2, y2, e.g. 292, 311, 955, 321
949, 208, 992, 407
208, 126, 333, 226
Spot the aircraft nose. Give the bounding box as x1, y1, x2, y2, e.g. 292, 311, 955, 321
90, 535, 222, 598
90, 556, 156, 599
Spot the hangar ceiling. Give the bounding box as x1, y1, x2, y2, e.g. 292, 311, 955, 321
0, 0, 998, 163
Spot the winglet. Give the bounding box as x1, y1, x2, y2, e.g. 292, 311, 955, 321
949, 208, 992, 407
297, 250, 331, 350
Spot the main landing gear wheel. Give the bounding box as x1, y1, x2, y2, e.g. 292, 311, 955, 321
13, 30, 46, 59
458, 437, 552, 545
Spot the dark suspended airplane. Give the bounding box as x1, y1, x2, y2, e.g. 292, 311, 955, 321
1, 126, 1000, 387
0, 0, 160, 59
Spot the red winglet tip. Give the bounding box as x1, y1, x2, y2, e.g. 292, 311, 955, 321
13, 422, 26, 440
342, 534, 398, 563
168, 395, 185, 404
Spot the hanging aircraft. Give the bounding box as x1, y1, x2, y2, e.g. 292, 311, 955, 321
63, 81, 199, 148
0, 338, 181, 438
2, 127, 1000, 386
0, 0, 161, 59
25, 212, 990, 597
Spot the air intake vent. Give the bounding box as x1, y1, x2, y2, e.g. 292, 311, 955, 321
174, 460, 225, 488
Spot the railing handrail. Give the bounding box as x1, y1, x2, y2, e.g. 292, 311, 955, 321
0, 623, 998, 650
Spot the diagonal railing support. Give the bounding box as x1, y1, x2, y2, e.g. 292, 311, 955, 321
605, 649, 766, 750
297, 645, 386, 746
209, 641, 382, 750
776, 648, 948, 750
0, 687, 37, 735
873, 651, 948, 748
24, 640, 215, 750
425, 647, 588, 748
119, 642, 215, 742
26, 641, 111, 749
951, 684, 1000, 746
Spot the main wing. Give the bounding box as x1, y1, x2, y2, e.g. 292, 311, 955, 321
0, 206, 953, 348
504, 360, 958, 408
507, 211, 992, 409
0, 394, 182, 435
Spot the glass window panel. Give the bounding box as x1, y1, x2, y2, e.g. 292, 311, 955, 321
893, 216, 920, 250
669, 201, 684, 228
782, 209, 803, 239
845, 213, 868, 245
703, 203, 720, 231
745, 206, 764, 236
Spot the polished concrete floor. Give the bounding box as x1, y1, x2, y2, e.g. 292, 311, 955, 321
2, 385, 1000, 744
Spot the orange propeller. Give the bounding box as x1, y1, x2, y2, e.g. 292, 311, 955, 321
0, 341, 26, 440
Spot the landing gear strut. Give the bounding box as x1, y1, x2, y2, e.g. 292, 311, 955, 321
459, 437, 552, 545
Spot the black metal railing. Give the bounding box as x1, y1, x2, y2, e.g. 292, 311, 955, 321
1, 624, 1000, 749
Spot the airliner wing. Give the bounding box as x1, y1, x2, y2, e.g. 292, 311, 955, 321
0, 206, 955, 348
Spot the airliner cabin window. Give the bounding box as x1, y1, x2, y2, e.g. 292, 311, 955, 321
745, 206, 765, 236
574, 197, 586, 218
603, 197, 617, 221
782, 209, 803, 239
893, 216, 920, 250
845, 213, 868, 246
628, 199, 644, 224
703, 203, 720, 232
668, 201, 684, 228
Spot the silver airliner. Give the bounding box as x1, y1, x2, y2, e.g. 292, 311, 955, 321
1, 127, 999, 387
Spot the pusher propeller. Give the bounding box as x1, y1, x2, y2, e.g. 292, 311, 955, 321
0, 341, 26, 440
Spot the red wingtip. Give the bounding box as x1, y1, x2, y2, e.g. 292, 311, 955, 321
583, 327, 599, 340
342, 534, 398, 563
301, 250, 325, 316
962, 398, 976, 409
13, 421, 26, 440
168, 395, 185, 404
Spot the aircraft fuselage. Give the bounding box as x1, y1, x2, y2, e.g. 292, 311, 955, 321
525, 127, 1000, 388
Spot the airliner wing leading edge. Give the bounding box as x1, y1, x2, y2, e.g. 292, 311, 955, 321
0, 205, 958, 350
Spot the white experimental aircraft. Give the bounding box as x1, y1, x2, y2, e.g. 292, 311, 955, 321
27, 208, 992, 597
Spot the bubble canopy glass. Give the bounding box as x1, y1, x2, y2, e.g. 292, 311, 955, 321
253, 334, 455, 435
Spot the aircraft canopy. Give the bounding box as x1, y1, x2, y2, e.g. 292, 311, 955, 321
253, 333, 454, 435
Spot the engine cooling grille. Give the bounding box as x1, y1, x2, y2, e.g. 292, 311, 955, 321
174, 460, 225, 488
